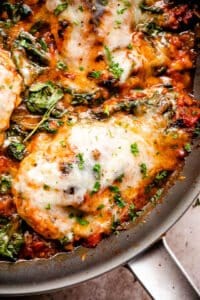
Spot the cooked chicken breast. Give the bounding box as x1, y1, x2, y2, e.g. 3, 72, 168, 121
0, 49, 22, 143
13, 88, 192, 242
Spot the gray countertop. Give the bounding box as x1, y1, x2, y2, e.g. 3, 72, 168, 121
7, 200, 200, 300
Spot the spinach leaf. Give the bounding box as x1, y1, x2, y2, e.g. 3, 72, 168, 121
26, 81, 64, 114
0, 2, 32, 23
14, 31, 50, 66
0, 217, 24, 260
24, 82, 64, 142
8, 141, 26, 161
71, 91, 104, 107
0, 175, 12, 194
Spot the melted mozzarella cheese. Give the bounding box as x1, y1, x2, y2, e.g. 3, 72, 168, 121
13, 110, 169, 239
60, 2, 94, 69
98, 0, 134, 82
98, 0, 133, 50
0, 49, 22, 134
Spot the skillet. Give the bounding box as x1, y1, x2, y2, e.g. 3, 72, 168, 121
0, 8, 200, 300
0, 65, 199, 300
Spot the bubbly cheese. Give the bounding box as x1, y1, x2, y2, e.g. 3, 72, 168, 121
13, 108, 174, 239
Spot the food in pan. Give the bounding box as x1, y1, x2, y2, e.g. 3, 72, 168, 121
0, 0, 199, 260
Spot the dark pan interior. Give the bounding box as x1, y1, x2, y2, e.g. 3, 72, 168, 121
0, 43, 200, 299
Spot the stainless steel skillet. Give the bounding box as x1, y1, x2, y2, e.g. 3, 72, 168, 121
0, 42, 199, 300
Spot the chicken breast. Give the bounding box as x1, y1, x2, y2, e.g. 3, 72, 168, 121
0, 49, 22, 142
13, 88, 192, 242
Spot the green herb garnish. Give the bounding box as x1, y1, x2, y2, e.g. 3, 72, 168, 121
97, 204, 105, 210
130, 143, 139, 156
129, 204, 137, 221
91, 181, 101, 194
104, 46, 124, 79
184, 143, 191, 153
140, 163, 147, 178
56, 60, 68, 71
76, 153, 84, 170
93, 164, 101, 180
54, 2, 68, 16
89, 70, 102, 79
76, 217, 89, 226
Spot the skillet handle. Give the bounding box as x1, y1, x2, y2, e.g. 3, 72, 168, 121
127, 237, 200, 300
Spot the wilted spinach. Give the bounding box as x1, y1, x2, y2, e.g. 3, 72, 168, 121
0, 216, 24, 260
0, 175, 12, 194
0, 2, 32, 23
26, 81, 64, 114
24, 82, 64, 141
8, 141, 26, 161
14, 31, 50, 66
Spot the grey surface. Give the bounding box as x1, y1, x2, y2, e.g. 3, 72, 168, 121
128, 239, 199, 299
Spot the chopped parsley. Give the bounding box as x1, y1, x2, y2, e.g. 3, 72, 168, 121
54, 3, 68, 16
140, 163, 147, 178
104, 46, 124, 79
89, 70, 102, 79
109, 185, 120, 193
184, 143, 192, 153
45, 203, 51, 210
56, 60, 68, 71
59, 236, 69, 245
130, 143, 139, 156
109, 186, 126, 208
79, 66, 84, 71
150, 188, 163, 204
93, 163, 101, 180
97, 204, 105, 210
117, 8, 127, 15
91, 181, 101, 194
76, 217, 89, 226
129, 204, 137, 221
127, 44, 133, 50
155, 171, 168, 181
78, 5, 83, 12
76, 153, 84, 170
114, 194, 126, 208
